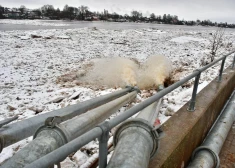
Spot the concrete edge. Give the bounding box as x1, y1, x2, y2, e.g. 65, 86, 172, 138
149, 67, 235, 168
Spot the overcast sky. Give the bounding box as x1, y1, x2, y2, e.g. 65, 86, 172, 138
0, 0, 234, 23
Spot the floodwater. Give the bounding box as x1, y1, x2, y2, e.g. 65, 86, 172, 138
1, 20, 235, 31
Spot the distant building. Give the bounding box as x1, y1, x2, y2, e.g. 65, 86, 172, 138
115, 19, 126, 22
3, 8, 21, 19
107, 18, 114, 22
92, 16, 98, 21
85, 16, 92, 21
28, 11, 41, 19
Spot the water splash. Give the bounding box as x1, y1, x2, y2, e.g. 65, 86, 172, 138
79, 55, 172, 89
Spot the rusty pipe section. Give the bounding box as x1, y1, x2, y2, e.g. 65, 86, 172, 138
1, 91, 137, 168
188, 90, 235, 168
107, 86, 163, 168
0, 87, 134, 152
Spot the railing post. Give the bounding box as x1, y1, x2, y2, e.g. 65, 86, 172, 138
218, 57, 226, 82
232, 53, 235, 69
188, 71, 201, 112
98, 122, 110, 168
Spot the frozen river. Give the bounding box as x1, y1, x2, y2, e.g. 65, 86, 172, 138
1, 19, 235, 167
1, 20, 235, 31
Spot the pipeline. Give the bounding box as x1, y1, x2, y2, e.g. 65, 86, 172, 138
0, 87, 134, 152
188, 90, 235, 168
22, 86, 163, 168
107, 86, 163, 168
1, 91, 137, 168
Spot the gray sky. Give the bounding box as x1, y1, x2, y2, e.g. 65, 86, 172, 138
0, 0, 234, 23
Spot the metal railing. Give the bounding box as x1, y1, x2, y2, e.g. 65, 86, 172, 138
0, 87, 134, 152
17, 51, 235, 168
188, 51, 235, 111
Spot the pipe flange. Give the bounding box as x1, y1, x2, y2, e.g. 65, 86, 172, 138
113, 118, 159, 158
191, 146, 220, 168
33, 125, 68, 145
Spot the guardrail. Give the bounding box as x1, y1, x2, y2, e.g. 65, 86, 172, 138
0, 87, 134, 152
5, 51, 235, 168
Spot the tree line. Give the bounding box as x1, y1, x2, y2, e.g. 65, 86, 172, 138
0, 4, 235, 28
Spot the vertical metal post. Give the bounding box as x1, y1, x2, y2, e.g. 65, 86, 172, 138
99, 131, 109, 168
232, 53, 235, 69
188, 71, 201, 112
98, 122, 110, 168
218, 57, 226, 82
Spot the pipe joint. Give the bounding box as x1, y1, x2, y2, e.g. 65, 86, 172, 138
33, 125, 68, 145
33, 116, 69, 144
113, 118, 160, 158
191, 146, 220, 168
126, 86, 141, 93
44, 116, 64, 128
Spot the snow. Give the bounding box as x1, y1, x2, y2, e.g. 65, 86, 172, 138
0, 20, 235, 167
57, 35, 71, 39
163, 81, 209, 113
20, 36, 31, 40
170, 36, 207, 43
73, 151, 89, 166
0, 19, 69, 26
80, 153, 98, 168
0, 137, 31, 163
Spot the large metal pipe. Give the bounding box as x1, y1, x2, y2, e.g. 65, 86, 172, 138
107, 88, 163, 168
0, 87, 134, 151
188, 90, 235, 168
1, 91, 137, 168
136, 97, 162, 126
24, 127, 103, 168
23, 96, 162, 168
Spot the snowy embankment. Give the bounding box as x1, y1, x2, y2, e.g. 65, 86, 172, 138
0, 23, 235, 167
0, 19, 69, 26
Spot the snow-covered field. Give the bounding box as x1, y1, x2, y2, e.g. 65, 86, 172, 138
0, 20, 235, 167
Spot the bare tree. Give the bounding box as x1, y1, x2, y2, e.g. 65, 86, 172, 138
78, 5, 89, 19
201, 28, 225, 66
78, 6, 88, 15
131, 10, 142, 21
41, 4, 55, 17
200, 27, 234, 66
150, 13, 156, 19
19, 5, 27, 14
208, 27, 225, 62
